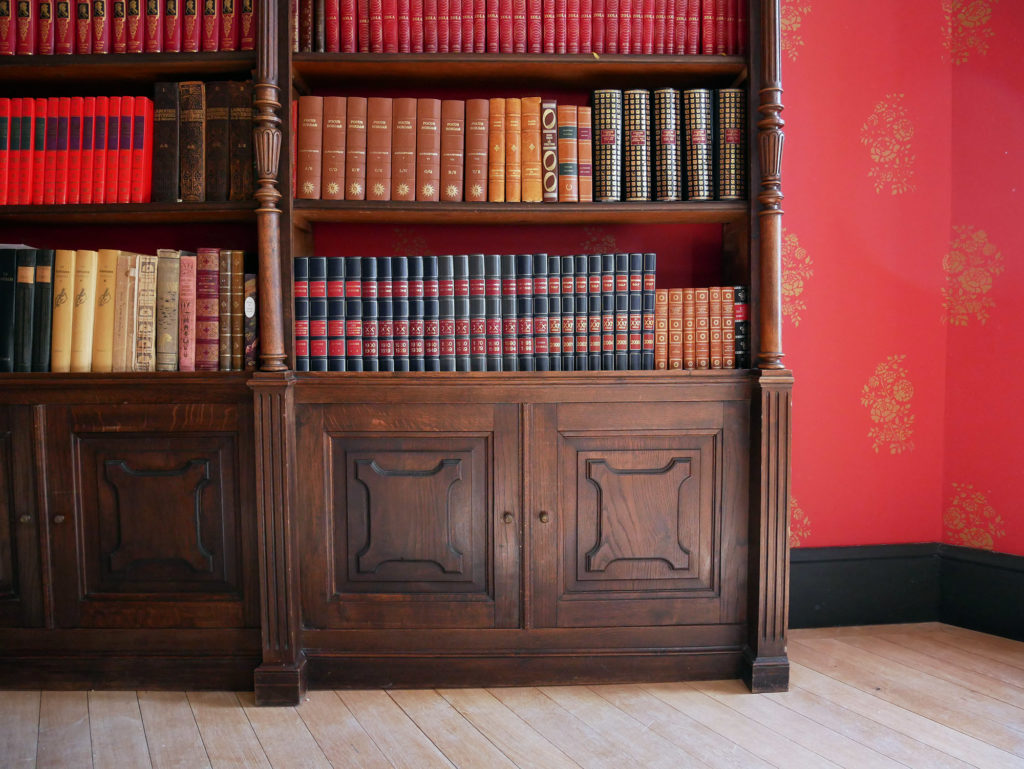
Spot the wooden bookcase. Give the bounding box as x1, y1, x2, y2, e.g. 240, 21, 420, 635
0, 1, 790, 705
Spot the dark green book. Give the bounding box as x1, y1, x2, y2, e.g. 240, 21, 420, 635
0, 247, 25, 373
31, 249, 55, 372
13, 248, 36, 372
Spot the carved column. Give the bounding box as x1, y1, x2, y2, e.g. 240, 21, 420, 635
757, 0, 784, 370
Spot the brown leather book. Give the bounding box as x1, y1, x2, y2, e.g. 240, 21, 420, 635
345, 96, 367, 200
487, 96, 505, 202
667, 287, 683, 371
708, 284, 722, 369
556, 103, 578, 202
440, 99, 465, 202
520, 96, 542, 202
504, 97, 521, 202
390, 97, 417, 201
178, 81, 206, 202
694, 286, 709, 369
321, 96, 347, 200
297, 94, 325, 199
681, 286, 694, 369
230, 249, 244, 370
577, 104, 593, 202
415, 97, 441, 201
195, 247, 220, 371
218, 248, 233, 369
721, 285, 735, 369
152, 82, 180, 202
464, 97, 488, 202
366, 96, 393, 201
204, 81, 231, 202
654, 287, 668, 370
228, 81, 254, 201
541, 98, 557, 202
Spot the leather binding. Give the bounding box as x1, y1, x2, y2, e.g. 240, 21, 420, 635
178, 82, 206, 202
116, 95, 134, 204
41, 98, 57, 204
290, 0, 297, 51
307, 255, 328, 371
733, 284, 749, 368
708, 284, 722, 368
68, 249, 98, 372
504, 97, 521, 202
321, 96, 347, 200
520, 96, 542, 203
641, 0, 654, 53
11, 248, 36, 373
700, 0, 711, 53
390, 96, 416, 202
369, 0, 382, 51
422, 0, 435, 50
47, 250, 76, 372
468, 253, 486, 371
240, 0, 255, 49
447, 0, 460, 52
298, 0, 311, 49
315, 0, 324, 50
499, 253, 517, 371
540, 0, 552, 52
378, 256, 394, 371
409, 0, 422, 50
483, 253, 501, 371
578, 0, 591, 51
623, 89, 650, 201
576, 105, 592, 202
531, 252, 548, 370
32, 98, 46, 205
684, 0, 697, 53
397, 0, 410, 50
586, 253, 601, 370
716, 87, 745, 200
345, 96, 367, 200
524, 0, 538, 50
102, 96, 120, 205
326, 256, 345, 371
204, 81, 230, 201
555, 103, 577, 203
217, 249, 232, 369
484, 0, 496, 51
143, 0, 160, 50
340, 0, 356, 49
230, 249, 244, 368
721, 284, 734, 368
154, 248, 181, 372
422, 255, 439, 371
0, 0, 15, 53
163, 0, 180, 50
552, 0, 563, 51
714, 0, 724, 54
681, 285, 694, 368
75, 0, 92, 52
359, 257, 378, 371
725, 0, 734, 53
630, 0, 643, 52
407, 255, 423, 371
78, 98, 93, 205
110, 0, 126, 51
366, 96, 392, 201
626, 251, 642, 369
460, 0, 472, 50
591, 0, 603, 52
56, 98, 73, 204
220, 0, 238, 49
511, 0, 524, 51
440, 99, 464, 202
565, 0, 577, 52
540, 99, 557, 202
573, 254, 587, 371
177, 252, 196, 371
415, 97, 440, 201
664, 0, 673, 51
683, 87, 712, 200
599, 251, 613, 369
343, 256, 362, 371
392, 256, 409, 371
133, 256, 158, 372
652, 0, 664, 52
592, 90, 620, 201
227, 81, 252, 201
10, 99, 24, 206
653, 87, 680, 201
28, 248, 53, 371
437, 254, 456, 371
558, 254, 573, 371
487, 97, 504, 201
473, 0, 484, 50
196, 248, 221, 371
514, 253, 533, 370
38, 0, 54, 53
611, 251, 629, 370
497, 0, 510, 51
16, 99, 33, 205
617, 0, 629, 53
735, 0, 744, 54
243, 272, 257, 370
464, 97, 488, 203
641, 251, 655, 369
546, 253, 561, 370
124, 0, 143, 50
152, 83, 180, 203
694, 285, 709, 368
653, 287, 667, 370
356, 0, 368, 49
15, 0, 34, 53
110, 251, 137, 372
669, 286, 684, 369
436, 0, 448, 51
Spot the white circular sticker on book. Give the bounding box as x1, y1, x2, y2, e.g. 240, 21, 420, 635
245, 296, 256, 318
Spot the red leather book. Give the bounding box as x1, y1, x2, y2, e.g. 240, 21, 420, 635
201, 0, 218, 49
118, 96, 136, 203
296, 95, 323, 199
642, 0, 654, 53
103, 96, 120, 204
415, 97, 440, 201
511, 0, 524, 51
496, 0, 510, 52
14, 99, 31, 206
7, 100, 21, 205
435, 0, 446, 50
409, 0, 421, 50
422, 0, 436, 51
540, 0, 551, 51
220, 0, 239, 49
177, 252, 196, 371
180, 0, 198, 48
525, 0, 538, 51
125, 0, 143, 50
631, 0, 643, 52
356, 0, 368, 49
195, 248, 220, 371
16, 0, 34, 54
31, 98, 46, 205
110, 0, 126, 51
460, 0, 471, 51
74, 0, 91, 52
397, 0, 409, 50
90, 98, 109, 203
42, 97, 58, 205
365, 96, 391, 201
653, 0, 664, 52
0, 100, 11, 206
713, 0, 723, 53
345, 96, 367, 200
77, 97, 93, 204
464, 98, 488, 202
38, 0, 55, 54
340, 0, 355, 49
725, 0, 733, 53
368, 0, 382, 50
143, 0, 160, 51
0, 0, 14, 53
735, 0, 743, 54
551, 0, 565, 52
472, 0, 483, 49
591, 0, 603, 52
298, 0, 311, 49
130, 96, 153, 203
447, 0, 460, 51
440, 99, 463, 202
239, 0, 254, 48
91, 0, 110, 52
664, 0, 672, 51
603, 0, 616, 52
484, 0, 496, 51
578, 0, 590, 52
54, 96, 70, 204
320, 97, 346, 200
384, 0, 399, 50
390, 97, 415, 201
685, 0, 697, 53
617, 0, 629, 53
564, 0, 577, 52
700, 0, 711, 53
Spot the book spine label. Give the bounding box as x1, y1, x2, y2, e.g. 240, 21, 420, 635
556, 104, 577, 203
321, 96, 347, 200
487, 97, 505, 202
440, 99, 464, 202
179, 82, 206, 202
239, 0, 254, 48
577, 105, 592, 203
390, 96, 416, 201
415, 97, 441, 201
540, 99, 557, 202
344, 96, 367, 200
464, 97, 489, 203
623, 89, 651, 201
201, 0, 219, 48
521, 96, 542, 203
366, 95, 392, 200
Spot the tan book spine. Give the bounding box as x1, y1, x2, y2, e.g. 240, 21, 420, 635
708, 284, 722, 369
654, 287, 668, 370
230, 249, 244, 370
390, 97, 417, 201
464, 98, 489, 202
111, 251, 139, 372
345, 96, 368, 200
487, 97, 505, 202
296, 94, 324, 199
694, 286, 709, 369
49, 249, 77, 373
178, 252, 197, 371
682, 286, 695, 369
133, 254, 158, 372
667, 286, 683, 371
321, 96, 347, 200
90, 248, 119, 372
520, 96, 542, 202
415, 97, 441, 201
721, 285, 735, 369
440, 99, 465, 202
69, 249, 98, 373
577, 105, 593, 202
504, 97, 521, 202
556, 104, 578, 202
366, 96, 393, 201
155, 248, 181, 371
218, 248, 233, 369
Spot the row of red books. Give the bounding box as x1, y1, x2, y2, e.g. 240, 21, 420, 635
0, 0, 256, 55
0, 96, 154, 206
296, 0, 745, 55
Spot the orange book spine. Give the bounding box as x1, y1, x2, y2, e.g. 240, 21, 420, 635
390, 97, 417, 201
503, 96, 521, 202
667, 287, 683, 370
440, 98, 465, 201
321, 96, 347, 200
654, 287, 668, 370
577, 104, 592, 202
721, 284, 735, 369
520, 95, 542, 202
694, 286, 709, 369
556, 103, 577, 202
464, 97, 489, 202
709, 284, 722, 368
415, 97, 441, 201
682, 286, 694, 369
296, 95, 324, 199
487, 96, 505, 202
366, 96, 393, 200
344, 96, 368, 200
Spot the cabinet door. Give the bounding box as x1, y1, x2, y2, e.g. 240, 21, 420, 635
0, 407, 43, 628
530, 400, 749, 628
44, 403, 257, 629
297, 401, 520, 629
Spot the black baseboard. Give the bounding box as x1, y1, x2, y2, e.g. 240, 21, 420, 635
790, 543, 1024, 642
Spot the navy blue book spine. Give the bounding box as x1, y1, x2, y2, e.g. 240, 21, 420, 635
327, 256, 346, 371
345, 256, 364, 371
392, 256, 410, 371
628, 252, 643, 370
500, 253, 518, 372
614, 252, 629, 371
293, 256, 310, 372
485, 254, 503, 372
361, 256, 379, 371
516, 253, 535, 371
600, 252, 615, 371
438, 254, 456, 371
308, 256, 329, 371
532, 253, 549, 372
587, 254, 603, 370
574, 254, 589, 371
408, 256, 425, 371
423, 255, 440, 371
453, 254, 471, 371
547, 254, 561, 371
377, 256, 394, 371
560, 255, 575, 371
642, 252, 656, 370
468, 253, 487, 371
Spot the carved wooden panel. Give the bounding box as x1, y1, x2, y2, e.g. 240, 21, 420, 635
0, 406, 43, 628
0, 425, 15, 604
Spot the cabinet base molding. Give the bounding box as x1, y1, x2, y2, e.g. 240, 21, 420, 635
254, 656, 308, 706
740, 648, 790, 693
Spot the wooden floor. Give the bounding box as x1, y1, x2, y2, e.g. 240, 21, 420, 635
2, 623, 1023, 768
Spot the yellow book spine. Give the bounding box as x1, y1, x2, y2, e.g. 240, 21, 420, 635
49, 249, 77, 373
90, 248, 120, 373
504, 97, 522, 203
487, 97, 505, 202
521, 96, 543, 203
69, 249, 98, 373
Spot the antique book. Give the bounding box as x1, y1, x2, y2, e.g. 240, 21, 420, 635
520, 96, 542, 203
133, 253, 158, 372
587, 253, 601, 370
464, 98, 488, 203
556, 104, 577, 202
202, 0, 220, 49
344, 96, 367, 200
700, 0, 712, 53
143, 0, 160, 51
504, 97, 521, 202
540, 98, 557, 202
90, 248, 119, 372
35, 0, 55, 53
573, 253, 587, 371
559, 253, 574, 370
361, 258, 379, 371
243, 272, 257, 370
499, 253, 517, 371
68, 248, 98, 373
668, 286, 683, 370
343, 255, 362, 370
204, 81, 230, 201
92, 0, 110, 53
54, 97, 72, 202
11, 248, 35, 373
30, 249, 55, 372
0, 101, 10, 206
422, 255, 438, 370
487, 97, 505, 202
111, 251, 139, 372
163, 0, 181, 50
366, 96, 393, 201
483, 253, 501, 371
641, 252, 655, 369
0, 249, 20, 372
415, 97, 441, 201
321, 96, 347, 200
515, 252, 533, 370
708, 283, 722, 369
623, 89, 651, 201
439, 99, 465, 202
220, 0, 239, 49
183, 0, 200, 50
152, 82, 180, 203
292, 255, 309, 371
599, 251, 613, 369
89, 96, 107, 204
228, 81, 253, 201
467, 253, 486, 370
733, 283, 749, 368
526, 0, 539, 51
592, 89, 621, 201
217, 247, 232, 369
32, 98, 47, 205
0, 0, 13, 53
178, 81, 206, 202
390, 96, 416, 201
66, 98, 85, 204
721, 284, 735, 368
681, 285, 694, 368
49, 249, 76, 373
716, 87, 745, 200
653, 87, 681, 200
577, 105, 592, 202
437, 254, 455, 370
240, 0, 255, 48
654, 287, 668, 370
297, 94, 325, 199
683, 87, 713, 200
230, 249, 244, 369
194, 250, 220, 370
326, 256, 345, 371
547, 253, 561, 370
694, 285, 709, 368
392, 256, 410, 371
530, 252, 548, 370
155, 248, 181, 371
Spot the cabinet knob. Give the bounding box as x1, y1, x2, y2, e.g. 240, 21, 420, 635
19, 514, 32, 524
53, 515, 66, 525
502, 512, 515, 524
538, 511, 550, 524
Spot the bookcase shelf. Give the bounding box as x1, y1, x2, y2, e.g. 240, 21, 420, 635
0, 201, 259, 225
0, 371, 252, 404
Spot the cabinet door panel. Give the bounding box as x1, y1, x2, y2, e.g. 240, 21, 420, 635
0, 407, 43, 627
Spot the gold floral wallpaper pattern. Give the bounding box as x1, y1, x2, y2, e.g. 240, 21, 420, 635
789, 497, 811, 548
943, 0, 999, 65
861, 94, 917, 196
861, 354, 916, 454
944, 483, 1005, 549
781, 1, 812, 62
781, 231, 813, 326
942, 225, 1003, 326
